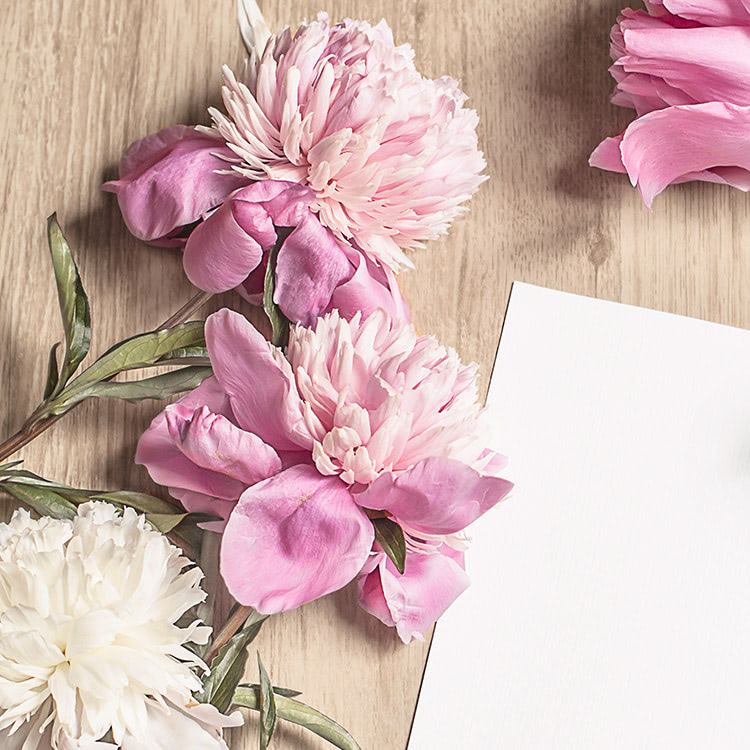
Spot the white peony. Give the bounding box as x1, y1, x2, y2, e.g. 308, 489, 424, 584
0, 502, 241, 749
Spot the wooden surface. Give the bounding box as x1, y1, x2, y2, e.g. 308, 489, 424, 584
1, 1, 749, 748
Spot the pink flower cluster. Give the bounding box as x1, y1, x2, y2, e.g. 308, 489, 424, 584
109, 12, 503, 642
104, 14, 486, 325
137, 309, 512, 642
590, 0, 750, 206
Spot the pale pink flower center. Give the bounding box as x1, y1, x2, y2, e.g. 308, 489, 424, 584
280, 310, 484, 485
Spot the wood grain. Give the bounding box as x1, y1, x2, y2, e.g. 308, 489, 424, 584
1, 0, 748, 747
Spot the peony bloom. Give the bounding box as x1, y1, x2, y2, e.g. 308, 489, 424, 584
0, 503, 241, 749
182, 179, 409, 326
136, 308, 512, 641
589, 4, 750, 206
208, 15, 486, 272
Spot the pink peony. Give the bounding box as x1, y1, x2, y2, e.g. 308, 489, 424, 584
589, 3, 750, 206
207, 15, 486, 272
136, 308, 512, 641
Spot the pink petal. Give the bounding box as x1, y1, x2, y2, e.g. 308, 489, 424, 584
619, 102, 750, 207
220, 464, 374, 613
356, 456, 513, 536
102, 125, 246, 243
618, 26, 750, 107
358, 545, 470, 643
589, 135, 627, 174
652, 0, 750, 26
326, 247, 411, 322
136, 377, 247, 503
166, 405, 282, 485
273, 212, 353, 326
205, 309, 313, 451
183, 195, 266, 293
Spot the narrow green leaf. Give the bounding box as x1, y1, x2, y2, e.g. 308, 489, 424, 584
63, 366, 212, 406
240, 684, 302, 698
0, 460, 24, 473
258, 653, 277, 750
156, 343, 210, 366
233, 688, 361, 750
0, 482, 77, 520
263, 230, 291, 348
199, 611, 267, 713
62, 322, 206, 396
371, 517, 406, 574
47, 214, 91, 391
43, 343, 61, 400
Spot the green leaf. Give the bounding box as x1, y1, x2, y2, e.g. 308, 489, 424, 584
371, 517, 406, 574
43, 343, 61, 400
47, 214, 91, 392
65, 366, 212, 405
156, 343, 210, 366
240, 684, 302, 698
52, 322, 205, 408
263, 230, 291, 348
258, 653, 277, 750
233, 687, 361, 750
0, 481, 77, 520
199, 610, 267, 713
0, 460, 24, 474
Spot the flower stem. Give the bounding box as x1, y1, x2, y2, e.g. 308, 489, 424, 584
0, 290, 215, 462
206, 604, 256, 664
158, 290, 213, 329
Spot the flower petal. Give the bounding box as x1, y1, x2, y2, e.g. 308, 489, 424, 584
135, 377, 249, 504
183, 195, 265, 293
165, 405, 282, 485
358, 545, 470, 643
356, 456, 513, 536
274, 212, 353, 326
649, 0, 750, 26
102, 125, 246, 243
205, 309, 313, 451
220, 464, 374, 613
326, 248, 411, 322
619, 102, 750, 207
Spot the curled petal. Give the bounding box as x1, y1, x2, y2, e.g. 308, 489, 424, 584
593, 102, 750, 207
102, 125, 246, 244
358, 545, 470, 643
274, 212, 353, 326
326, 248, 411, 322
205, 309, 313, 451
356, 456, 513, 536
135, 377, 248, 505
165, 405, 282, 486
221, 464, 374, 613
183, 195, 265, 292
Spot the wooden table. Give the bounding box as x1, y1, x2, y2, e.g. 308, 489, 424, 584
1, 1, 748, 747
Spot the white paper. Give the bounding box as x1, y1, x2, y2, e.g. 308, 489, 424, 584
408, 283, 750, 749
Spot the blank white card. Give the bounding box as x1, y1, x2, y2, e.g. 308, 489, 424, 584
408, 283, 750, 749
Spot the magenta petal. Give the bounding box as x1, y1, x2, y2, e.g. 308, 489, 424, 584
274, 212, 353, 326
327, 248, 411, 322
619, 102, 750, 207
220, 465, 374, 613
166, 405, 282, 485
135, 376, 249, 503
356, 456, 513, 536
102, 125, 246, 243
205, 309, 313, 451
183, 196, 265, 293
358, 545, 470, 643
